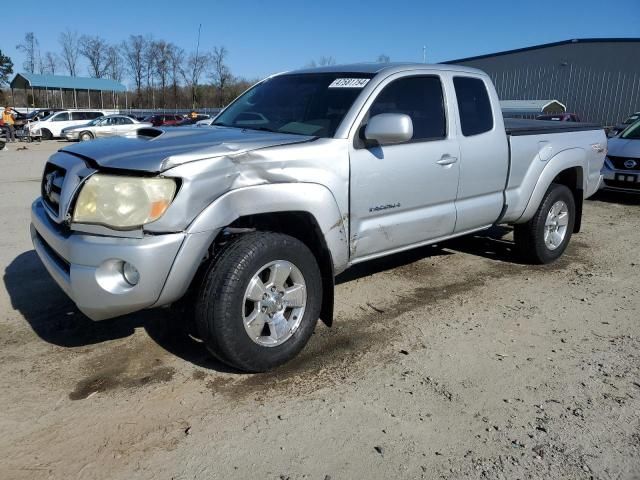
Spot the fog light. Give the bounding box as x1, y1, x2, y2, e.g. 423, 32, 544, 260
122, 262, 140, 286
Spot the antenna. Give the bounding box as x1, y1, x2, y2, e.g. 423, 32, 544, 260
192, 23, 202, 109
423, 45, 427, 63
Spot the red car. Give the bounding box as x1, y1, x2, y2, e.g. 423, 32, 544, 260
143, 114, 184, 127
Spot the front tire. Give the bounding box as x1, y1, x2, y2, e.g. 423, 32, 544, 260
195, 232, 322, 372
79, 131, 93, 142
41, 129, 52, 140
514, 183, 576, 264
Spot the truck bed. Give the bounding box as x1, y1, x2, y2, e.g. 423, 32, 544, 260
504, 118, 602, 136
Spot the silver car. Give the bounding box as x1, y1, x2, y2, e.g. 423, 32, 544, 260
62, 115, 152, 142
602, 119, 640, 193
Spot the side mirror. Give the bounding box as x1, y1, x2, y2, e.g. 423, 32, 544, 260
364, 113, 413, 145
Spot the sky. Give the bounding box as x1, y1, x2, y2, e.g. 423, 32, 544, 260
3, 0, 639, 87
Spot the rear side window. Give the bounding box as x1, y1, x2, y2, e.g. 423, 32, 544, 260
368, 76, 446, 141
85, 112, 103, 119
453, 77, 493, 136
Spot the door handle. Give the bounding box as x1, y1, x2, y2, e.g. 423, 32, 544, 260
436, 155, 458, 166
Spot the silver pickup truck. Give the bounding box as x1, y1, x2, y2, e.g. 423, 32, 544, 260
31, 63, 606, 372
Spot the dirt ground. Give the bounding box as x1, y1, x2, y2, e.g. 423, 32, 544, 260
0, 141, 638, 480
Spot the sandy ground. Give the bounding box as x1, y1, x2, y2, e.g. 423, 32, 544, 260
0, 141, 638, 480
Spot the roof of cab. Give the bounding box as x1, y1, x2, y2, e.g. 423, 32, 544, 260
285, 62, 487, 76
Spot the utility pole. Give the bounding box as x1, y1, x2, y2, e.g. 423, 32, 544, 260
423, 45, 427, 63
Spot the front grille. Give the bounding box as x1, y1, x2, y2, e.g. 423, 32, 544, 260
608, 156, 640, 171
41, 163, 67, 216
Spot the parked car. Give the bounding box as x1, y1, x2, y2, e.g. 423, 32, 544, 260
536, 113, 581, 122
143, 114, 183, 127
61, 115, 153, 141
26, 110, 106, 140
608, 111, 640, 137
30, 63, 606, 372
173, 115, 211, 127
601, 119, 640, 192
195, 117, 216, 127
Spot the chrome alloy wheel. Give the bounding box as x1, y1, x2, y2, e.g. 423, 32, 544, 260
242, 260, 307, 347
544, 200, 569, 250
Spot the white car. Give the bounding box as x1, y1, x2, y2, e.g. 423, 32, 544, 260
27, 110, 106, 140
62, 115, 152, 141
602, 120, 640, 193
195, 117, 216, 127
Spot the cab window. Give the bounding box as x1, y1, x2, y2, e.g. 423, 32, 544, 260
453, 77, 494, 136
366, 75, 446, 142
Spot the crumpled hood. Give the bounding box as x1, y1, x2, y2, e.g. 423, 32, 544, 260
59, 126, 315, 172
607, 138, 640, 158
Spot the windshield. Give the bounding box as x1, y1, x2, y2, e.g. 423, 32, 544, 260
88, 117, 104, 126
620, 120, 640, 140
214, 73, 374, 137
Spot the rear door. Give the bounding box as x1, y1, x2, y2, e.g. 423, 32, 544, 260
349, 73, 461, 261
114, 116, 134, 135
48, 112, 71, 136
95, 117, 116, 137
450, 75, 509, 232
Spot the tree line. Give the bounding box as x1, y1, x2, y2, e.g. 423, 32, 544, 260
8, 31, 253, 109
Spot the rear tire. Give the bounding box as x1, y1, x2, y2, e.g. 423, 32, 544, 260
195, 232, 322, 372
514, 183, 576, 264
41, 129, 52, 140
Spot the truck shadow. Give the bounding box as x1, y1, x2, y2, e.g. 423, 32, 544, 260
441, 226, 521, 264
4, 228, 522, 372
2, 250, 236, 372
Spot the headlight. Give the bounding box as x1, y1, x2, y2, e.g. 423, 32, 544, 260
73, 174, 177, 229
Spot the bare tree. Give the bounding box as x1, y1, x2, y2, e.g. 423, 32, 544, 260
123, 35, 146, 104
154, 41, 173, 107
318, 56, 336, 66
43, 52, 59, 74
307, 56, 336, 68
182, 50, 209, 109
168, 44, 184, 108
143, 38, 159, 107
377, 54, 391, 63
16, 32, 39, 73
79, 35, 110, 78
209, 46, 232, 107
106, 46, 123, 82
59, 30, 80, 76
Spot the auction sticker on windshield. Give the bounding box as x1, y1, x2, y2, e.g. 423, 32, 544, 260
328, 78, 371, 88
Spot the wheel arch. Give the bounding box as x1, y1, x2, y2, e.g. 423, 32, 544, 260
158, 183, 349, 326
517, 148, 585, 230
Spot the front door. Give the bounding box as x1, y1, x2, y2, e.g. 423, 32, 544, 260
349, 74, 460, 261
